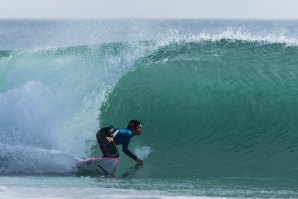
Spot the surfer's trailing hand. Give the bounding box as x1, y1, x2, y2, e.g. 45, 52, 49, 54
106, 137, 114, 142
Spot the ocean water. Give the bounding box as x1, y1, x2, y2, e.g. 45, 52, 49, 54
1, 19, 298, 198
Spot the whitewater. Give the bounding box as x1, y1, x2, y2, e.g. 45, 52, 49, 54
1, 19, 298, 198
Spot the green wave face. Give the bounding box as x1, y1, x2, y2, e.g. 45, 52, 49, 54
100, 40, 298, 179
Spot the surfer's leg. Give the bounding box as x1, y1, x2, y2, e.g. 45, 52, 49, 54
96, 128, 111, 157
106, 142, 119, 158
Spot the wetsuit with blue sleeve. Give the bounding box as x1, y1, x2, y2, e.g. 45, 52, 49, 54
113, 128, 138, 161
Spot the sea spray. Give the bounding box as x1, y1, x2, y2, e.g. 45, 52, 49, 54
0, 42, 158, 175
134, 146, 153, 160
0, 81, 59, 147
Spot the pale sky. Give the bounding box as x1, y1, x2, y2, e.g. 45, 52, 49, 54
1, 0, 298, 20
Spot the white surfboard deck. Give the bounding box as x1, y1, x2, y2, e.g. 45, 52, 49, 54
76, 157, 119, 175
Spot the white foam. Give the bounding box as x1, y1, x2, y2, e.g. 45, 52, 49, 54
0, 143, 78, 174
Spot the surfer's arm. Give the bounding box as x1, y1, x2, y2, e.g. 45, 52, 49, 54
122, 143, 140, 162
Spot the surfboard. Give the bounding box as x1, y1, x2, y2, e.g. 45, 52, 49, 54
76, 157, 119, 175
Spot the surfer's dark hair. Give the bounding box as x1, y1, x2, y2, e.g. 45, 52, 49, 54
127, 120, 142, 130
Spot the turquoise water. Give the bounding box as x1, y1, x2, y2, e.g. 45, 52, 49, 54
101, 40, 298, 179
1, 19, 298, 198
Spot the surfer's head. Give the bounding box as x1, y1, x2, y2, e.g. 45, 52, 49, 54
127, 120, 143, 135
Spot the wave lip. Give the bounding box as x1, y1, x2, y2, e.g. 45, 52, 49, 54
190, 30, 297, 45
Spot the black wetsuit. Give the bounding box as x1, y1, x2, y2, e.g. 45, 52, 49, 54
96, 126, 138, 161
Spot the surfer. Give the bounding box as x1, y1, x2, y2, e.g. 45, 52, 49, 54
96, 120, 144, 164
